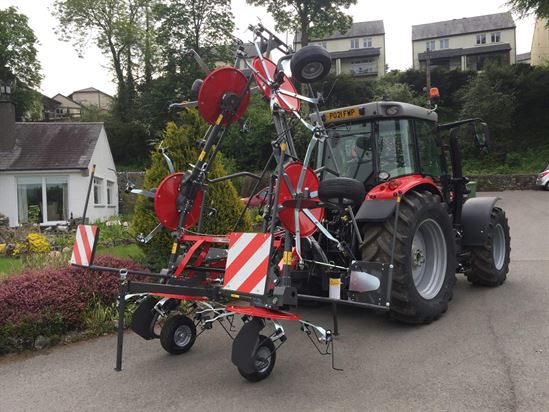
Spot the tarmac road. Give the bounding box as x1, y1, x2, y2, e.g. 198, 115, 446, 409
1, 190, 548, 411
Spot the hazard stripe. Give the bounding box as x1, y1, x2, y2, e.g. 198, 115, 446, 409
71, 240, 82, 265
75, 229, 89, 266
236, 253, 269, 294
224, 232, 247, 268
224, 236, 271, 291
224, 234, 268, 285
79, 225, 92, 264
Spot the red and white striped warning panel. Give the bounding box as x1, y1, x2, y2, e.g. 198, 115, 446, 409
223, 232, 272, 295
70, 225, 99, 267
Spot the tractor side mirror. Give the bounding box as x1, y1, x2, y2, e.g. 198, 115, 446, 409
473, 122, 490, 154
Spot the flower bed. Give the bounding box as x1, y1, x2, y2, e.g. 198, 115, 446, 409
0, 255, 146, 353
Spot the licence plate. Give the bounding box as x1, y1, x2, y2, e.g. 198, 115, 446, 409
325, 107, 360, 122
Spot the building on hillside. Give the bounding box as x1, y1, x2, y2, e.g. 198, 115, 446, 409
412, 12, 516, 71
69, 87, 114, 111
0, 92, 118, 227
52, 93, 82, 119
294, 21, 386, 79
516, 52, 532, 64
531, 17, 549, 66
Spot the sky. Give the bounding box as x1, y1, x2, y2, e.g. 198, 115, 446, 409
0, 0, 537, 98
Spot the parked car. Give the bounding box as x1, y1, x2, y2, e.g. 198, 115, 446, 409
536, 164, 549, 190
241, 187, 270, 208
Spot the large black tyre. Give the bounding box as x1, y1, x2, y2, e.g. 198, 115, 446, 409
318, 177, 366, 206
160, 315, 196, 355
360, 191, 456, 324
238, 335, 276, 382
466, 207, 510, 286
290, 45, 331, 83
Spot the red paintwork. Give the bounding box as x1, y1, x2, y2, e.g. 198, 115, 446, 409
365, 175, 442, 201
278, 162, 324, 237
226, 305, 300, 321
152, 293, 208, 302
252, 57, 300, 112
154, 173, 203, 231
174, 239, 205, 277
197, 67, 250, 125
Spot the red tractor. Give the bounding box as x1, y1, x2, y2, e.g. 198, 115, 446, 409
71, 23, 511, 382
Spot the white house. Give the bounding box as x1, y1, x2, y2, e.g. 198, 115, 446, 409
69, 87, 114, 111
412, 12, 517, 71
294, 21, 386, 79
0, 98, 118, 227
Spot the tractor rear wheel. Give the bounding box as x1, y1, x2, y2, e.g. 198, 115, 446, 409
466, 207, 510, 286
360, 191, 456, 324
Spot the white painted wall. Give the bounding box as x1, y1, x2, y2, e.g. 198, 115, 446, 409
0, 125, 118, 227
412, 28, 516, 69
71, 91, 113, 110
531, 18, 549, 66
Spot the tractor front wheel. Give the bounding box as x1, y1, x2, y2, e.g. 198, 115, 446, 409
361, 191, 456, 324
466, 207, 510, 286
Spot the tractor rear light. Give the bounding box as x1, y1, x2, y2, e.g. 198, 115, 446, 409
388, 180, 400, 190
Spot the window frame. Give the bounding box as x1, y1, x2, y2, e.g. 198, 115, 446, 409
93, 177, 104, 206
426, 40, 436, 51
16, 175, 69, 225
363, 37, 372, 48
106, 180, 115, 206
476, 33, 487, 45
439, 38, 449, 49
350, 38, 359, 49
490, 31, 501, 43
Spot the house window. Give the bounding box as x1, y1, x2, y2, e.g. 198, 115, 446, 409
106, 180, 115, 206
425, 40, 435, 51
351, 59, 376, 74
17, 176, 68, 224
350, 38, 359, 49
476, 34, 487, 45
491, 32, 501, 43
363, 37, 372, 48
93, 177, 103, 205
439, 38, 449, 49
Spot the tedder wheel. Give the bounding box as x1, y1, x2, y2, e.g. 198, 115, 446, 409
360, 191, 456, 324
290, 45, 332, 84
160, 314, 197, 355
466, 207, 511, 286
238, 335, 276, 382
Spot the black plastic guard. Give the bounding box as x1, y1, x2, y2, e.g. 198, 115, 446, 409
231, 317, 265, 374
355, 200, 397, 223
346, 261, 390, 308
461, 197, 499, 246
130, 296, 158, 340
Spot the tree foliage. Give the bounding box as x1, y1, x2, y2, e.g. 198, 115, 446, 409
246, 0, 356, 46
507, 0, 549, 18
0, 7, 42, 88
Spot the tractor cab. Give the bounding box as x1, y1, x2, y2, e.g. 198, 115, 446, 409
314, 102, 444, 193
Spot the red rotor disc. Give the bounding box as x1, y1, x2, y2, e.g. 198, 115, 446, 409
278, 162, 323, 237
252, 57, 300, 112
197, 66, 251, 125
154, 172, 203, 231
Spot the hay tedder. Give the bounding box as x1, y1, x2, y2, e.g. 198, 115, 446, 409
70, 24, 510, 382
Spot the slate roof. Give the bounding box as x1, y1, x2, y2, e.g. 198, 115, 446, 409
69, 87, 113, 98
295, 20, 385, 43
516, 52, 531, 62
0, 122, 103, 171
417, 43, 511, 61
412, 12, 515, 41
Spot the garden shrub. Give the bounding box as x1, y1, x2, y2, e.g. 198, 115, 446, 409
132, 110, 251, 270
0, 255, 145, 353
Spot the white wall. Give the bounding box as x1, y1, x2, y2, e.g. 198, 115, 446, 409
0, 174, 17, 226
412, 28, 516, 69
531, 18, 549, 66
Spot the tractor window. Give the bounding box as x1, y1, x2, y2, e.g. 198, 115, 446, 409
323, 122, 374, 182
377, 119, 417, 177
416, 120, 443, 178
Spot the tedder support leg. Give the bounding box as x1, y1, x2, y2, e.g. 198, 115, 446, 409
115, 269, 128, 372
332, 302, 339, 336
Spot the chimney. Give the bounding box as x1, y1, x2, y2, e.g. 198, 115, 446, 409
0, 81, 16, 151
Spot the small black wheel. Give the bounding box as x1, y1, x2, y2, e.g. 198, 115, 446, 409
318, 177, 365, 206
238, 335, 276, 382
290, 45, 331, 83
466, 207, 511, 286
160, 315, 196, 355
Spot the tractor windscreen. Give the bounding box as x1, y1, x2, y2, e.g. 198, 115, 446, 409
323, 119, 416, 181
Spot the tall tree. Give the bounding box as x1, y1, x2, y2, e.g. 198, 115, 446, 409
0, 7, 42, 88
53, 0, 150, 119
246, 0, 356, 47
507, 0, 549, 18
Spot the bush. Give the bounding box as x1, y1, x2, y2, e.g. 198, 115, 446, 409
132, 110, 251, 270
0, 255, 145, 353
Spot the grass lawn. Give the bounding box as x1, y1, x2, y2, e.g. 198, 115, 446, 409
0, 244, 143, 279
95, 244, 144, 260
0, 256, 23, 279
